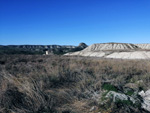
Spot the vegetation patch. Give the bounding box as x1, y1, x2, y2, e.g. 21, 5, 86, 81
0, 55, 150, 113
125, 90, 134, 96
102, 83, 118, 92
115, 99, 133, 106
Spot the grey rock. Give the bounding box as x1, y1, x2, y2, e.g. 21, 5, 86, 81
106, 91, 136, 103
139, 90, 150, 112
90, 106, 97, 112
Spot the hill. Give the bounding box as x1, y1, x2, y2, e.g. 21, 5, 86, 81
135, 44, 150, 50
84, 43, 139, 51
66, 43, 150, 59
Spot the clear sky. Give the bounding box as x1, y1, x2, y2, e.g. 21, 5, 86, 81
0, 0, 150, 45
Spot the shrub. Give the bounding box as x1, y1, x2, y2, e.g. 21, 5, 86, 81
102, 83, 118, 92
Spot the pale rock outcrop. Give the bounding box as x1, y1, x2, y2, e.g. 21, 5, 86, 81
83, 43, 138, 51
66, 43, 150, 59
65, 51, 106, 57
136, 44, 150, 50
138, 89, 150, 112
106, 91, 135, 103
106, 51, 150, 59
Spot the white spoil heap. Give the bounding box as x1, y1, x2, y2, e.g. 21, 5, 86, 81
65, 43, 150, 59
135, 44, 150, 50
84, 43, 138, 51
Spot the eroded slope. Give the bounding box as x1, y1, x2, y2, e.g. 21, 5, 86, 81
66, 43, 150, 59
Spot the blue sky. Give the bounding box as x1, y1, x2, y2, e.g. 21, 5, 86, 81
0, 0, 150, 45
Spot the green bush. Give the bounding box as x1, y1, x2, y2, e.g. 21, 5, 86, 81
125, 90, 134, 96
115, 100, 133, 106
102, 83, 118, 92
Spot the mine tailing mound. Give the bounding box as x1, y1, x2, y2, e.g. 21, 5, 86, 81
66, 43, 150, 59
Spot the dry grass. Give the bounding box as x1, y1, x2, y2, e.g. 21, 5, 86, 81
0, 55, 150, 113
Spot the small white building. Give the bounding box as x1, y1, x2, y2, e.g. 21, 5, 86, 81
46, 50, 49, 55
45, 50, 54, 55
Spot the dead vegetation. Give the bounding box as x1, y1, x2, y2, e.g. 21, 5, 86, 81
0, 55, 150, 113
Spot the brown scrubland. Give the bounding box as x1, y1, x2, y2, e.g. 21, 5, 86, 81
0, 55, 150, 113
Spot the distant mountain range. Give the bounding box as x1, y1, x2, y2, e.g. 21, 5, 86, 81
0, 43, 88, 55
